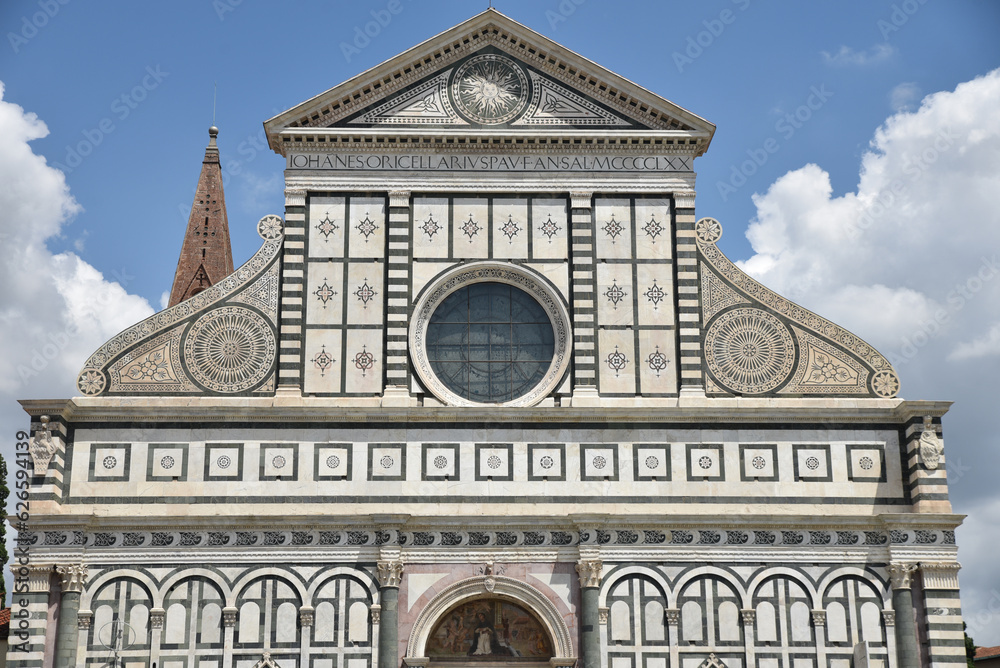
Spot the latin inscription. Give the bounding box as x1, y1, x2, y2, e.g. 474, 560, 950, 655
288, 152, 692, 173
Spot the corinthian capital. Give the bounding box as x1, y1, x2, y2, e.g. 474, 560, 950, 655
377, 560, 404, 588
56, 564, 88, 594
888, 562, 919, 589
576, 559, 603, 588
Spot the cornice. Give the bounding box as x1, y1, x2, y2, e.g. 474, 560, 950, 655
19, 397, 949, 426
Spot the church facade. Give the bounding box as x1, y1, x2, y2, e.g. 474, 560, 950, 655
13, 10, 965, 668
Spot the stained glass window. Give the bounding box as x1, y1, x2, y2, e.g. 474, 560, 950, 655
426, 283, 555, 403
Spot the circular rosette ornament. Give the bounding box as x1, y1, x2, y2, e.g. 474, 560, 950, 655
705, 308, 795, 394
452, 54, 529, 124
77, 369, 107, 396
695, 217, 723, 245
871, 369, 900, 398
257, 215, 284, 240
183, 306, 276, 393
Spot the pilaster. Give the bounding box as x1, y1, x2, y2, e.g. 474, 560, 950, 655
569, 190, 598, 405
384, 189, 412, 405
8, 564, 53, 668
919, 561, 965, 668
277, 187, 306, 397
675, 193, 704, 397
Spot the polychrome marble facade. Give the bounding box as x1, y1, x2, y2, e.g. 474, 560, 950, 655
13, 9, 963, 668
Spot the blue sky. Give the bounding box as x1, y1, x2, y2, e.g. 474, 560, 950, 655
2, 0, 1000, 645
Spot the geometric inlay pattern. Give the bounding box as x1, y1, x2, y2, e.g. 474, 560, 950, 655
183, 306, 276, 393
705, 308, 794, 395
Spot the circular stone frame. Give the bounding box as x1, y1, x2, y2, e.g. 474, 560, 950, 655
410, 262, 572, 407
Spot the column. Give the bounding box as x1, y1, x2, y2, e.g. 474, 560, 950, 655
383, 190, 412, 406
810, 610, 827, 666
576, 558, 603, 668
299, 606, 315, 665
740, 609, 756, 666
569, 190, 599, 406
919, 561, 965, 668
665, 609, 680, 668
54, 563, 87, 668
276, 187, 307, 396
223, 606, 238, 668
149, 608, 165, 667
377, 559, 404, 668
673, 191, 704, 398
888, 562, 920, 668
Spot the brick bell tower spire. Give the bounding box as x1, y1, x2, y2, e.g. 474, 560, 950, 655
167, 126, 235, 307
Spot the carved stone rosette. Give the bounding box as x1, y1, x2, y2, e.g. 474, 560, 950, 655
810, 610, 826, 626
371, 604, 382, 625
576, 559, 603, 588
377, 560, 404, 588
223, 607, 239, 628
665, 609, 680, 626
56, 563, 88, 593
888, 562, 919, 590
150, 608, 165, 630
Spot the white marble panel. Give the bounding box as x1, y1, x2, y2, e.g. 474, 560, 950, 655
849, 446, 883, 479
597, 263, 634, 327
413, 197, 450, 258
303, 329, 343, 394
743, 446, 776, 479
316, 445, 350, 477
636, 264, 674, 326
635, 199, 672, 259
531, 198, 568, 259
635, 446, 669, 478
309, 196, 346, 259
594, 198, 632, 260
408, 573, 450, 612
150, 446, 183, 477
639, 330, 677, 395
478, 446, 510, 478
425, 446, 457, 477
453, 198, 489, 259
412, 262, 454, 302
796, 446, 829, 479
346, 262, 384, 325
306, 261, 344, 325
583, 447, 616, 478
263, 446, 295, 478
348, 197, 386, 258
525, 262, 569, 304
92, 446, 126, 478
530, 446, 563, 478
345, 329, 382, 394
207, 447, 240, 478
598, 329, 636, 395
689, 446, 721, 478
371, 445, 403, 478
492, 198, 529, 259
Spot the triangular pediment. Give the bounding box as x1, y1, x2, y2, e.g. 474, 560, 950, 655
265, 9, 714, 148
339, 47, 642, 129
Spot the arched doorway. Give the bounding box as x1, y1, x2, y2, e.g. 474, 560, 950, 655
405, 575, 576, 668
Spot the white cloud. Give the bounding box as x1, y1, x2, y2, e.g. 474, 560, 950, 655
735, 68, 1000, 644
0, 80, 154, 412
889, 82, 921, 111
821, 43, 895, 66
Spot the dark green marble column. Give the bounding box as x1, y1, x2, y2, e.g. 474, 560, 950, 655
576, 559, 603, 668
54, 564, 88, 668
377, 560, 403, 668
889, 562, 920, 668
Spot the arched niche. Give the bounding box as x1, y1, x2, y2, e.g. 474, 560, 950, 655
406, 575, 575, 667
